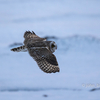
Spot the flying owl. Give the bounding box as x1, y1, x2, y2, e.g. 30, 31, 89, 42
11, 31, 60, 73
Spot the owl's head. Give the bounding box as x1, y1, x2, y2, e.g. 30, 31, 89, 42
50, 41, 57, 53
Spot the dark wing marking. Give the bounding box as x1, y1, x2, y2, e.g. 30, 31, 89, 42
11, 45, 27, 52
27, 46, 59, 73
24, 31, 39, 39
24, 31, 46, 45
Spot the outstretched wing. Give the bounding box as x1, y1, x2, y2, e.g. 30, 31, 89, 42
11, 45, 27, 52
27, 44, 59, 73
24, 31, 46, 45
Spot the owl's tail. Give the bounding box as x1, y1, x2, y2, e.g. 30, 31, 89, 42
11, 45, 27, 52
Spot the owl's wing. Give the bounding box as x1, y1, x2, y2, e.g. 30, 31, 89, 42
27, 45, 59, 73
24, 31, 46, 45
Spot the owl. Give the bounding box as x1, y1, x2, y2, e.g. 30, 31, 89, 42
11, 31, 60, 73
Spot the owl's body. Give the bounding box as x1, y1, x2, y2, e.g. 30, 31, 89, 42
11, 31, 59, 73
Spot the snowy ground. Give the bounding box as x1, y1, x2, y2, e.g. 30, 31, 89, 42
0, 0, 100, 100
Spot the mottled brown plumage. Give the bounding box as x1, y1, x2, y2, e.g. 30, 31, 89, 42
11, 31, 60, 73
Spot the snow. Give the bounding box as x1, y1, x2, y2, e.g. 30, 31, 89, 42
0, 0, 100, 100
0, 90, 100, 100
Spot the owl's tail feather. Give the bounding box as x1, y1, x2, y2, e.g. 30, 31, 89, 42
11, 45, 27, 52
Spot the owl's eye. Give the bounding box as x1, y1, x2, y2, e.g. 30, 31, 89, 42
51, 44, 55, 48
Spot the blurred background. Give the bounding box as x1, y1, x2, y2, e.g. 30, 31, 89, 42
0, 0, 100, 100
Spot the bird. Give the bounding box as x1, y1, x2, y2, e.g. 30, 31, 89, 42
11, 31, 60, 73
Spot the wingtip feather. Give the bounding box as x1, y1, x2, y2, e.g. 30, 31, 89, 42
24, 31, 36, 38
